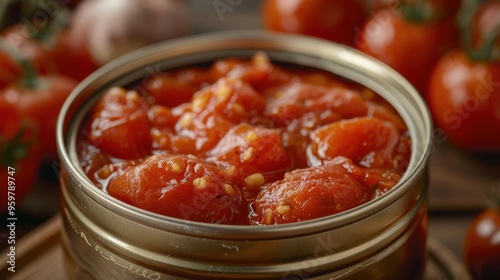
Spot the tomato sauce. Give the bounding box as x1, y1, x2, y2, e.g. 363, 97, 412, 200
77, 52, 411, 225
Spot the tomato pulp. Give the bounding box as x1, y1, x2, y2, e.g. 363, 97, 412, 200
77, 53, 411, 225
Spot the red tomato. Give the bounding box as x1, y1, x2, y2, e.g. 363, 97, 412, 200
262, 0, 366, 46
355, 0, 460, 95
1, 23, 97, 81
1, 73, 78, 160
0, 99, 41, 213
427, 50, 500, 152
87, 87, 152, 160
107, 154, 249, 224
0, 48, 21, 90
464, 208, 500, 280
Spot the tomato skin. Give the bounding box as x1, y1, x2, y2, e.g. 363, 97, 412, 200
88, 87, 152, 160
262, 0, 366, 46
107, 154, 249, 224
1, 74, 78, 161
464, 208, 500, 280
0, 99, 41, 213
427, 50, 500, 152
355, 10, 459, 95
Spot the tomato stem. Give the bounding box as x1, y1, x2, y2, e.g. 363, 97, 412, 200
19, 58, 39, 89
31, 6, 70, 44
466, 25, 500, 61
401, 0, 435, 22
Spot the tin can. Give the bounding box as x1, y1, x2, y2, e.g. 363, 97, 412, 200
57, 31, 432, 280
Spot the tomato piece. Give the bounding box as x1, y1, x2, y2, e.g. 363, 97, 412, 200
137, 67, 214, 108
355, 6, 459, 95
168, 78, 267, 154
262, 0, 366, 46
264, 83, 368, 128
207, 123, 291, 188
1, 74, 78, 161
0, 99, 41, 213
210, 52, 294, 93
88, 87, 152, 159
427, 50, 500, 152
251, 161, 372, 225
310, 117, 400, 169
464, 208, 500, 280
107, 154, 249, 224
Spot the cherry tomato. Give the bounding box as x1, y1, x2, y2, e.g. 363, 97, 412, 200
262, 0, 366, 46
107, 154, 249, 224
1, 71, 78, 161
87, 87, 152, 160
355, 0, 460, 95
427, 50, 500, 152
0, 99, 41, 213
464, 208, 500, 280
0, 47, 21, 90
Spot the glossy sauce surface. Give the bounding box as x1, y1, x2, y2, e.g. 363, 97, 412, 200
77, 53, 411, 225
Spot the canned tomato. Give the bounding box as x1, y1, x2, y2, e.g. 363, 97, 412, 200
57, 31, 432, 279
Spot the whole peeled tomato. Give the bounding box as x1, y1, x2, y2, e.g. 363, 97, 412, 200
464, 207, 500, 280
262, 0, 366, 46
355, 0, 460, 95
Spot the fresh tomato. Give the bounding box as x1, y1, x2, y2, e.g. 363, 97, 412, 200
262, 0, 366, 46
107, 154, 249, 224
1, 22, 97, 81
1, 66, 78, 161
355, 0, 460, 95
464, 207, 500, 280
0, 99, 41, 213
427, 2, 500, 152
427, 51, 500, 152
0, 47, 21, 89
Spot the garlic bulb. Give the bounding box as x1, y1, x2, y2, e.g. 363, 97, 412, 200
70, 0, 190, 66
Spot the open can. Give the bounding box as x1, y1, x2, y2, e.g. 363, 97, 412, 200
56, 31, 433, 280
